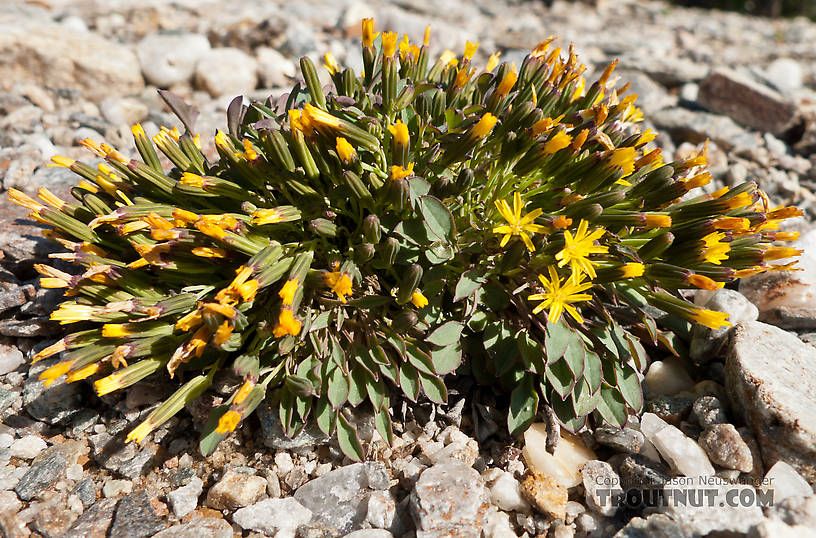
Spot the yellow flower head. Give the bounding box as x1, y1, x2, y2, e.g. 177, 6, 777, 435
454, 66, 475, 89
701, 232, 730, 265
390, 163, 414, 180
323, 52, 340, 75
215, 410, 242, 434
389, 120, 410, 146
39, 360, 73, 387
690, 307, 731, 330
608, 147, 637, 176
471, 113, 497, 139
620, 263, 645, 278
273, 309, 302, 337
279, 278, 299, 306
382, 31, 398, 58
362, 18, 377, 48
543, 131, 573, 155
688, 274, 718, 291
492, 192, 546, 252
336, 137, 357, 164
486, 52, 501, 72
496, 68, 518, 96
234, 380, 254, 405
463, 40, 479, 61
644, 214, 672, 228
555, 219, 608, 281
411, 291, 429, 308
324, 271, 353, 303
423, 25, 431, 46
528, 266, 593, 323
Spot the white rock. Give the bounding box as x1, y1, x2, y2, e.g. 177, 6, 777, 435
751, 518, 813, 538
10, 435, 46, 459
195, 48, 258, 97
103, 479, 133, 497
581, 460, 620, 517
232, 497, 313, 538
765, 58, 803, 92
275, 452, 295, 476
483, 510, 517, 538
660, 476, 763, 535
167, 476, 203, 518
0, 345, 25, 375
344, 531, 394, 538
644, 360, 694, 396
66, 463, 84, 481
136, 33, 211, 87
0, 433, 13, 449
489, 471, 530, 513
522, 425, 596, 488
639, 413, 671, 440
650, 423, 715, 478
760, 461, 814, 503
365, 490, 396, 529
99, 97, 149, 127
256, 47, 296, 88
340, 2, 376, 37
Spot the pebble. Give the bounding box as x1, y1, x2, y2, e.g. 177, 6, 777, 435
726, 321, 816, 484
109, 491, 165, 538
482, 511, 517, 538
760, 461, 814, 503
152, 517, 233, 538
195, 48, 258, 97
618, 454, 671, 490
365, 490, 396, 529
0, 343, 25, 375
256, 46, 297, 88
260, 402, 331, 450
102, 479, 133, 497
522, 425, 596, 488
10, 435, 47, 459
232, 497, 313, 538
205, 469, 267, 510
14, 450, 67, 501
594, 425, 645, 454
643, 360, 695, 397
699, 423, 753, 472
345, 531, 394, 538
136, 33, 211, 87
520, 471, 568, 520
580, 460, 620, 517
691, 396, 728, 428
765, 58, 803, 92
487, 470, 531, 513
641, 413, 715, 477
614, 513, 692, 537
63, 496, 118, 538
410, 460, 491, 536
167, 476, 203, 518
71, 478, 96, 508
690, 288, 759, 364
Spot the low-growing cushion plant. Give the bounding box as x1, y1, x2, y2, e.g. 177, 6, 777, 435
10, 19, 803, 459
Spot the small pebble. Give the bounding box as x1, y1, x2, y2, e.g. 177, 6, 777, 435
11, 435, 47, 459
103, 479, 133, 497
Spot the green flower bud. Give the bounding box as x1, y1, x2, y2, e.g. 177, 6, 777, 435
362, 215, 381, 243
396, 264, 423, 304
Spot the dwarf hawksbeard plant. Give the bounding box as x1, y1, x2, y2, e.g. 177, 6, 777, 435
10, 19, 803, 459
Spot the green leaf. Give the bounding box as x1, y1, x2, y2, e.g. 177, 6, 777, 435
199, 404, 230, 457
545, 319, 571, 362
426, 321, 464, 347
365, 373, 386, 410
327, 366, 349, 409
309, 311, 331, 331
232, 354, 259, 378
615, 363, 643, 412
595, 385, 628, 427
562, 334, 585, 380
508, 374, 538, 436
347, 365, 367, 406
336, 414, 364, 461
551, 394, 586, 432
583, 350, 603, 393
399, 363, 420, 401
406, 342, 436, 375
373, 407, 394, 446
546, 358, 574, 399
418, 372, 447, 404
314, 396, 336, 436
483, 321, 519, 375
517, 331, 546, 374
419, 195, 455, 242
572, 379, 601, 417
430, 342, 462, 375
425, 241, 455, 264
454, 268, 486, 302
348, 296, 392, 309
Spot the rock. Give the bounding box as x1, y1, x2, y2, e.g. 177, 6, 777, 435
640, 413, 715, 477
205, 470, 266, 511
195, 48, 258, 97
99, 97, 148, 127
294, 462, 389, 534
71, 478, 96, 508
690, 289, 759, 364
726, 321, 816, 484
482, 511, 517, 538
256, 47, 296, 88
488, 470, 530, 513
258, 400, 331, 449
522, 426, 596, 488
645, 395, 694, 424
152, 518, 233, 538
643, 360, 694, 397
345, 531, 394, 538
520, 471, 568, 520
365, 490, 396, 530
232, 497, 313, 538
660, 476, 764, 535
594, 425, 645, 454
691, 396, 728, 428
136, 33, 211, 87
102, 479, 133, 497
765, 58, 804, 93
618, 454, 672, 490
749, 518, 815, 538
23, 358, 83, 425
0, 16, 143, 102
0, 388, 18, 414
614, 513, 693, 538
88, 431, 157, 479
167, 476, 202, 518
14, 450, 67, 501
32, 497, 79, 537
739, 271, 816, 330
760, 461, 814, 503
410, 460, 490, 537
280, 20, 319, 58
764, 494, 816, 528
109, 492, 165, 538
698, 69, 800, 136
651, 107, 759, 151
0, 344, 25, 375
64, 498, 118, 538
616, 70, 675, 113
699, 424, 753, 473
581, 460, 620, 517
10, 435, 47, 459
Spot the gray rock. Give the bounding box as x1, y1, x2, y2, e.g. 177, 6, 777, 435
410, 460, 490, 537
232, 497, 313, 538
618, 454, 671, 490
152, 518, 233, 538
365, 490, 398, 530
691, 396, 728, 428
764, 494, 816, 528
595, 426, 645, 454
257, 399, 331, 449
650, 107, 759, 151
486, 470, 530, 513
0, 16, 143, 102
109, 492, 165, 538
99, 97, 148, 126
0, 286, 26, 316
614, 513, 693, 538
281, 20, 319, 57
14, 450, 67, 501
660, 476, 764, 535
345, 531, 394, 538
0, 316, 59, 337
0, 387, 17, 414
167, 476, 202, 518
699, 423, 753, 472
64, 497, 118, 538
294, 462, 389, 535
699, 69, 800, 136
195, 48, 258, 97
726, 321, 816, 484
23, 357, 83, 425
256, 46, 296, 88
88, 430, 157, 479
760, 461, 814, 503
616, 70, 676, 113
71, 478, 96, 508
0, 344, 25, 375
739, 271, 816, 330
645, 396, 694, 424
136, 33, 211, 87
690, 289, 759, 364
765, 58, 804, 93
581, 460, 620, 517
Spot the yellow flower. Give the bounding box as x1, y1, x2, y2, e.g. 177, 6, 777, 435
323, 52, 340, 75
213, 321, 233, 346
493, 192, 546, 252
324, 271, 353, 303
215, 410, 242, 434
496, 69, 518, 96
234, 380, 254, 405
551, 216, 572, 230
528, 266, 593, 323
336, 137, 356, 164
388, 120, 410, 146
102, 324, 132, 338
454, 66, 475, 88
39, 360, 73, 387
463, 40, 479, 61
175, 311, 203, 331
688, 274, 718, 291
486, 52, 501, 71
555, 219, 608, 281
423, 25, 431, 46
644, 214, 672, 228
411, 291, 428, 308
439, 50, 458, 66
273, 309, 302, 337
701, 232, 730, 265
390, 163, 414, 180
279, 278, 299, 306
470, 113, 497, 139
65, 363, 101, 383
543, 131, 572, 155
608, 147, 637, 176
382, 31, 398, 58
689, 307, 731, 330
620, 263, 645, 278
763, 246, 803, 262
362, 18, 377, 48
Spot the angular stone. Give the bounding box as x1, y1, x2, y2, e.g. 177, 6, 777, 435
0, 344, 25, 374
698, 69, 800, 136
232, 497, 313, 538
10, 434, 47, 459
71, 478, 96, 508
691, 396, 728, 429
650, 107, 758, 151
365, 490, 397, 530
205, 470, 266, 511
581, 461, 620, 517
410, 460, 490, 537
648, 421, 715, 478
613, 513, 693, 538
643, 360, 694, 397
109, 491, 165, 538
23, 358, 83, 425
739, 271, 816, 330
152, 518, 233, 538
88, 431, 157, 479
699, 424, 753, 473
520, 471, 568, 520
167, 476, 203, 518
760, 461, 814, 503
136, 33, 211, 87
726, 321, 816, 484
488, 470, 530, 513
690, 289, 759, 364
195, 48, 257, 97
14, 450, 67, 501
594, 425, 645, 455
522, 426, 596, 488
293, 462, 389, 534
64, 498, 118, 538
618, 454, 671, 490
